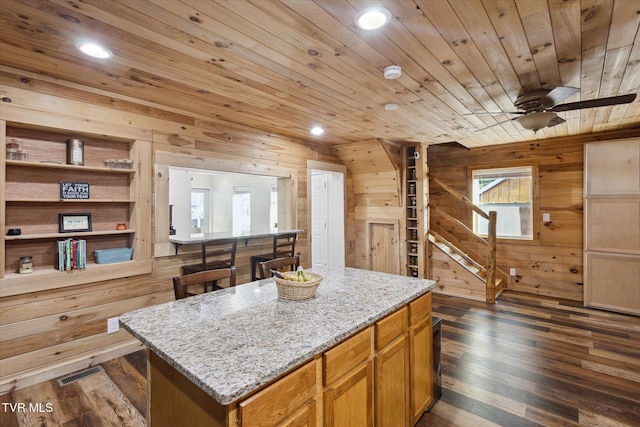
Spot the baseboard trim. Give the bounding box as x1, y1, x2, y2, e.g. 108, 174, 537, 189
0, 338, 145, 395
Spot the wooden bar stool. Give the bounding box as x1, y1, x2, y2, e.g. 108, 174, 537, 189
182, 238, 237, 275
173, 267, 236, 300
257, 256, 300, 280
250, 232, 297, 281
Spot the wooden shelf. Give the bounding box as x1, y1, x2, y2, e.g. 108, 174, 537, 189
0, 259, 153, 297
403, 145, 425, 278
6, 198, 134, 203
5, 229, 136, 241
6, 159, 134, 173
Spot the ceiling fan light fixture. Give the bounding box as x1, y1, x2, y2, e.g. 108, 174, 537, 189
514, 112, 556, 132
355, 7, 391, 30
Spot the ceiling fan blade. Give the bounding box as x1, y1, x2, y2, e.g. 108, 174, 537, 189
546, 116, 566, 127
463, 111, 524, 116
550, 93, 637, 112
473, 118, 515, 132
540, 86, 579, 107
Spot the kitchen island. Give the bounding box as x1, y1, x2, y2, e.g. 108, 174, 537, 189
120, 266, 436, 426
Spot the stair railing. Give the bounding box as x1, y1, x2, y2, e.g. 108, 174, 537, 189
428, 175, 499, 303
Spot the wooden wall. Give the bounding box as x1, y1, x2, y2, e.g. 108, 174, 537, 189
0, 68, 346, 393
333, 139, 402, 271
427, 130, 640, 301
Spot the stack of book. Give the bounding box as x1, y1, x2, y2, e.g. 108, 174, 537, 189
57, 239, 87, 271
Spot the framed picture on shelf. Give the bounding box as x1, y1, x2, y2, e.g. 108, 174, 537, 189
59, 213, 92, 233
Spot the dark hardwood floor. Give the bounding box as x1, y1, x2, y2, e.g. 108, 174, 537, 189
418, 291, 640, 427
1, 291, 639, 426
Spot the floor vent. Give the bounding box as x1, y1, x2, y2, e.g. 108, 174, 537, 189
57, 365, 104, 386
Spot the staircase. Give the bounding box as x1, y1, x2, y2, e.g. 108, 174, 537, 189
427, 175, 506, 304
428, 232, 505, 302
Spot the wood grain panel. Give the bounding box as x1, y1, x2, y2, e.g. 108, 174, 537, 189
428, 131, 640, 301
239, 360, 316, 426
375, 306, 408, 351
323, 327, 371, 387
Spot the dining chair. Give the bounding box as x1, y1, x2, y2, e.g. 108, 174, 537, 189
173, 267, 236, 300
257, 255, 300, 280
250, 232, 297, 280
182, 238, 237, 275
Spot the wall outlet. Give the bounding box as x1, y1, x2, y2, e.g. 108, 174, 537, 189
107, 317, 119, 334
509, 268, 516, 276
543, 213, 550, 222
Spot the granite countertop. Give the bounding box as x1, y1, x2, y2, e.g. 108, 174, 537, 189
169, 228, 302, 245
119, 266, 436, 405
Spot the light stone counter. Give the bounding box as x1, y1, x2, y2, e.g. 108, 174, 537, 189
120, 266, 435, 405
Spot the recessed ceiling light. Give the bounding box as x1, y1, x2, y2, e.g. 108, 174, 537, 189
77, 42, 113, 59
355, 7, 391, 30
384, 103, 399, 111
310, 126, 325, 136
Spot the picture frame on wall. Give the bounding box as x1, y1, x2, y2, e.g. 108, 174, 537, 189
59, 213, 92, 233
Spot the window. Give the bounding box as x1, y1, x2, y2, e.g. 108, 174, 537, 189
472, 166, 533, 239
270, 184, 278, 230
233, 186, 251, 235
191, 188, 209, 234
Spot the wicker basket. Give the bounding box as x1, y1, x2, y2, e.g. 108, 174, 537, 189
274, 272, 323, 300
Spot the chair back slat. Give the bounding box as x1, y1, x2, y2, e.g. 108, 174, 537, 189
202, 238, 237, 270
250, 232, 298, 281
258, 256, 300, 280
272, 232, 297, 258
173, 267, 236, 300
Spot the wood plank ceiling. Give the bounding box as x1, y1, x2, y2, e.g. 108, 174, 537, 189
0, 0, 639, 148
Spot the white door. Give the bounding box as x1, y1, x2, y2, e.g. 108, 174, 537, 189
312, 173, 328, 269
311, 169, 345, 268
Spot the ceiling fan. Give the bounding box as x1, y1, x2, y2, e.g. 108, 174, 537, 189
473, 87, 637, 133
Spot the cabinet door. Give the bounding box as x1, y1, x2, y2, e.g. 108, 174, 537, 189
323, 361, 373, 427
375, 337, 409, 427
239, 361, 316, 426
585, 139, 640, 195
409, 315, 433, 424
585, 253, 640, 315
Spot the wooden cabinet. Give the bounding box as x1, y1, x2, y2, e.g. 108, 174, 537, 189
374, 307, 409, 427
1, 121, 152, 296
146, 293, 433, 427
403, 144, 428, 278
323, 327, 373, 427
584, 138, 640, 315
409, 293, 433, 423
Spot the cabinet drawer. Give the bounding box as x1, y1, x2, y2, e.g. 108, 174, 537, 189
375, 306, 408, 350
239, 360, 316, 426
409, 292, 432, 325
324, 327, 371, 386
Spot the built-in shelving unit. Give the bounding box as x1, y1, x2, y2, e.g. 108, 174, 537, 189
403, 144, 427, 278
1, 120, 152, 296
